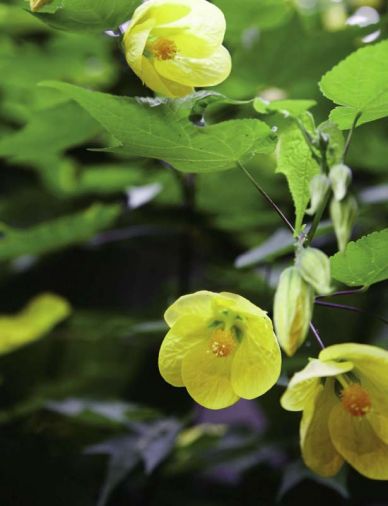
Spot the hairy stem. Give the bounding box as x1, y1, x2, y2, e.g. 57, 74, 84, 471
343, 112, 362, 161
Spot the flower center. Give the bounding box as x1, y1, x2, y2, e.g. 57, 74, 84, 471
209, 329, 236, 358
150, 38, 177, 60
340, 383, 371, 417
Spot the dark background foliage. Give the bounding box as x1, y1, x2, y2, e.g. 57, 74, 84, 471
0, 0, 388, 504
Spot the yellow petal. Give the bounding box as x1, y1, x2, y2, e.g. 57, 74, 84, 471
154, 45, 232, 87
329, 402, 388, 480
158, 315, 207, 387
231, 317, 281, 399
150, 0, 226, 51
129, 0, 191, 28
301, 379, 344, 477
164, 291, 214, 327
320, 343, 388, 389
361, 378, 388, 444
281, 358, 354, 412
181, 339, 239, 409
124, 19, 155, 76
215, 292, 268, 320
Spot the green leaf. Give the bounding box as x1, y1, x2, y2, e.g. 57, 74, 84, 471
43, 81, 276, 173
31, 0, 141, 32
46, 398, 159, 428
320, 40, 388, 129
0, 203, 121, 262
0, 101, 101, 160
331, 229, 388, 287
276, 116, 320, 233
0, 293, 71, 355
318, 121, 345, 167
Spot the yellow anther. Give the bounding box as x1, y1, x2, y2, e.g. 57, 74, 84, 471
209, 329, 236, 358
341, 383, 372, 417
150, 38, 177, 60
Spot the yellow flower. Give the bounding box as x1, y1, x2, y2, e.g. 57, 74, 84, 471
123, 0, 232, 98
159, 291, 281, 409
281, 343, 388, 480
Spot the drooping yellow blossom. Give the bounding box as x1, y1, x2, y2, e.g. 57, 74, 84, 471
123, 0, 232, 98
281, 343, 388, 480
159, 291, 281, 409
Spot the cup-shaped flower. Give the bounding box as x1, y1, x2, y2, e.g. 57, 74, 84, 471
281, 343, 388, 480
123, 0, 232, 98
159, 291, 281, 409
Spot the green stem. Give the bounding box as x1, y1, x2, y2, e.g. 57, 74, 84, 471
237, 161, 295, 233
342, 112, 361, 161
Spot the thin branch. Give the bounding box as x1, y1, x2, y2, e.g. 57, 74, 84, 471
309, 322, 325, 349
315, 300, 388, 326
237, 161, 295, 233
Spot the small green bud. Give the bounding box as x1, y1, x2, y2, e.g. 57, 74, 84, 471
30, 0, 51, 12
306, 174, 330, 216
329, 163, 352, 201
296, 247, 333, 295
330, 195, 358, 252
274, 266, 314, 357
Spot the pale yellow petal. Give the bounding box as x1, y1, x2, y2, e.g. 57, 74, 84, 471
361, 378, 388, 445
142, 56, 194, 97
320, 343, 388, 390
329, 402, 388, 480
215, 292, 268, 320
181, 340, 239, 409
154, 45, 232, 87
124, 18, 155, 76
164, 291, 215, 327
231, 317, 281, 399
129, 0, 191, 28
158, 315, 207, 387
281, 358, 354, 412
301, 379, 344, 477
150, 0, 226, 51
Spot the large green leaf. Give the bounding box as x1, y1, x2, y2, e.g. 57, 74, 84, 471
0, 293, 71, 355
331, 229, 388, 287
0, 203, 121, 262
31, 0, 141, 32
43, 81, 276, 173
320, 40, 388, 129
276, 116, 320, 233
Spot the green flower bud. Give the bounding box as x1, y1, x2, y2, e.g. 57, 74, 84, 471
306, 174, 330, 216
329, 163, 352, 201
296, 247, 333, 295
330, 195, 358, 252
274, 266, 314, 357
30, 0, 51, 12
